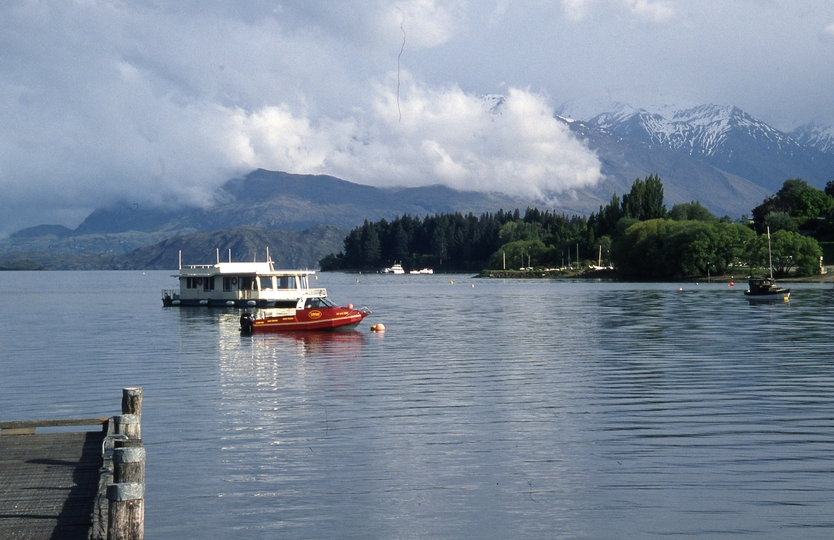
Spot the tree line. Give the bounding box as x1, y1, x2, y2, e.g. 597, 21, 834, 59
320, 175, 829, 278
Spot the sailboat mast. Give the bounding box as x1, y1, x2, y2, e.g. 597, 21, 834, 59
767, 226, 773, 279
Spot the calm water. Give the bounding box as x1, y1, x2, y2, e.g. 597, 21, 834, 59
2, 271, 834, 538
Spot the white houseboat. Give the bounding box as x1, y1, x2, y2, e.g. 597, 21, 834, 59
162, 251, 325, 308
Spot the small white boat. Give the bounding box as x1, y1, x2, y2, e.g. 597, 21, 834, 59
383, 263, 405, 274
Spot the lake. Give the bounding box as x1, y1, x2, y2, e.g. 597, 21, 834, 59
2, 271, 834, 538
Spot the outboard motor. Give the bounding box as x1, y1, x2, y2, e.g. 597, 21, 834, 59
239, 313, 255, 335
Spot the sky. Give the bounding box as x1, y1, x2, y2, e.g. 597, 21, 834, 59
2, 0, 833, 235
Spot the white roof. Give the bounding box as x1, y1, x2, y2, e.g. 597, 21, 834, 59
180, 261, 316, 276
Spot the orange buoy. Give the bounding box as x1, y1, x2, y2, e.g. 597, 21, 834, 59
371, 323, 386, 332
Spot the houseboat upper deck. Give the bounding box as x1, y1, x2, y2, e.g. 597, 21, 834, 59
162, 253, 324, 308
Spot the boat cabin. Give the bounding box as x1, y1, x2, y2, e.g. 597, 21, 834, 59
162, 260, 325, 308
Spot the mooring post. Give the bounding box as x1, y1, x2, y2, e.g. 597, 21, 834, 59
106, 388, 144, 539
106, 483, 144, 540
113, 441, 145, 484
115, 388, 143, 439
121, 388, 143, 416
114, 414, 141, 440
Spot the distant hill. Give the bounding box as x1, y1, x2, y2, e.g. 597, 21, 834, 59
0, 225, 346, 270
125, 224, 346, 270
70, 170, 530, 236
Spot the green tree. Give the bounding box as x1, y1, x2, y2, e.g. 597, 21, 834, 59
392, 223, 410, 262
488, 240, 554, 270
430, 223, 448, 264
498, 220, 541, 243
622, 174, 667, 221
745, 229, 822, 276
361, 222, 382, 267
763, 211, 798, 233
668, 201, 716, 222
612, 219, 754, 278
752, 179, 834, 232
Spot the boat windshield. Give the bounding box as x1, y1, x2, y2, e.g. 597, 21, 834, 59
304, 297, 337, 309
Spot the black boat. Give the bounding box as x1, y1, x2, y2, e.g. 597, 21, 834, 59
744, 276, 791, 301
745, 226, 790, 302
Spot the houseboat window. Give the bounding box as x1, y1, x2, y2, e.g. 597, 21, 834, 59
203, 277, 215, 291
185, 277, 206, 289
259, 276, 274, 290
300, 276, 308, 289
239, 277, 254, 290
223, 277, 232, 291
277, 276, 296, 289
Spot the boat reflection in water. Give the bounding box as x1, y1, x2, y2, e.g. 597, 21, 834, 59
256, 328, 370, 355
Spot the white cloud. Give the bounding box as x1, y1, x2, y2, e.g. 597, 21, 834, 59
562, 0, 592, 21
561, 0, 674, 23
623, 0, 674, 24
224, 76, 603, 200
824, 23, 834, 40
390, 0, 463, 49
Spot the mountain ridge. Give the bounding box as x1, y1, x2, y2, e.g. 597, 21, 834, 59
5, 101, 833, 267
584, 103, 834, 192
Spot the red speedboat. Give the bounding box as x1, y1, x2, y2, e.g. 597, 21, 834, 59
239, 296, 371, 335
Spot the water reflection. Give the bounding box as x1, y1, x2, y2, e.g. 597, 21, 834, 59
251, 330, 367, 353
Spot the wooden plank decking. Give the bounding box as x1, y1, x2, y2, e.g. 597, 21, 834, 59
0, 430, 106, 539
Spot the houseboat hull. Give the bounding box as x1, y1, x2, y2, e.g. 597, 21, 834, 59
239, 307, 371, 334
162, 295, 298, 308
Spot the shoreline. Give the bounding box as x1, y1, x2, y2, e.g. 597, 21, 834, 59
480, 267, 834, 284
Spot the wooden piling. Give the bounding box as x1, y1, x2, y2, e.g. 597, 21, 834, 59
115, 414, 141, 439
113, 442, 145, 484
106, 483, 144, 540
121, 388, 143, 416
107, 387, 145, 539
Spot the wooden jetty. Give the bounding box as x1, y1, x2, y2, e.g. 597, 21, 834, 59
0, 388, 145, 540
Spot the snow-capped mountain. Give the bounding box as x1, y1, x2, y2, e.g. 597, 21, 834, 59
789, 121, 834, 155
584, 104, 834, 192
589, 104, 796, 157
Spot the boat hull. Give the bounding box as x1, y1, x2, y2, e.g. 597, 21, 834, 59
744, 290, 791, 302
240, 307, 370, 334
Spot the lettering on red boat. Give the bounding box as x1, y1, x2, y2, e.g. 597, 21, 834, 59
308, 310, 323, 319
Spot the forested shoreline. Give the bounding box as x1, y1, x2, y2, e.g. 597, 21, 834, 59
320, 176, 834, 279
